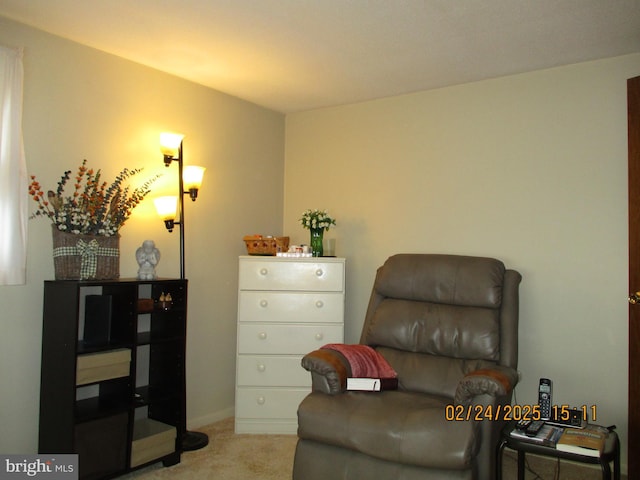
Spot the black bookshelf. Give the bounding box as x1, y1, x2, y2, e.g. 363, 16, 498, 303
38, 279, 187, 479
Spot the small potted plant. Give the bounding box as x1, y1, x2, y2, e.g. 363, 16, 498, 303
299, 209, 336, 257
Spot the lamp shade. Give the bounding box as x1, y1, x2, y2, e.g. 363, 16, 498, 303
160, 132, 185, 158
154, 196, 178, 220
183, 166, 206, 191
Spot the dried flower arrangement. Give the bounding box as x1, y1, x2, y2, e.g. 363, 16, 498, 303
29, 159, 160, 236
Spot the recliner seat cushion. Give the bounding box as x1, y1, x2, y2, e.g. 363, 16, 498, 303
297, 390, 480, 470
377, 347, 497, 398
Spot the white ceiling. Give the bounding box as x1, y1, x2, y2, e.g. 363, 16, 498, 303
0, 0, 639, 113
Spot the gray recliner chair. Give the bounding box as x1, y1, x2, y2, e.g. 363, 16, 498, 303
293, 254, 522, 480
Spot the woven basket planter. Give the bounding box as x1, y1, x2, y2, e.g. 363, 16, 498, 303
51, 225, 120, 280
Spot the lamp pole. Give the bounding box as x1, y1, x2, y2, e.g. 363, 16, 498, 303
177, 141, 185, 280
161, 135, 208, 451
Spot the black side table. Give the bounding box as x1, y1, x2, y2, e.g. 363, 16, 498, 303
496, 421, 620, 480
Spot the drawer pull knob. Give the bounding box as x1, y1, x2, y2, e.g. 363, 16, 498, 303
258, 332, 267, 340
260, 299, 268, 308
260, 268, 268, 276
315, 269, 324, 277
257, 396, 265, 405
315, 332, 324, 341
315, 300, 324, 308
257, 363, 266, 372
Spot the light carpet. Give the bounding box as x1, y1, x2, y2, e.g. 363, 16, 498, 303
121, 417, 297, 480
122, 417, 622, 479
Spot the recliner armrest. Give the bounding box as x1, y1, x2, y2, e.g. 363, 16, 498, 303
454, 365, 518, 405
301, 349, 351, 395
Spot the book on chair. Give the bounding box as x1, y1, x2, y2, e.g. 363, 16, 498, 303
346, 377, 398, 391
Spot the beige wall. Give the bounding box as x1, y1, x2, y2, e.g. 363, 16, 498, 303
0, 16, 284, 453
285, 54, 640, 469
2, 11, 638, 471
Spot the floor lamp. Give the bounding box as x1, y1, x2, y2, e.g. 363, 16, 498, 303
154, 132, 208, 451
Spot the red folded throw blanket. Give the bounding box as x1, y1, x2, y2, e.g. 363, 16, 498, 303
322, 343, 397, 379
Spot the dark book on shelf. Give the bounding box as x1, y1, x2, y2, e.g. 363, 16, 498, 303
84, 294, 113, 347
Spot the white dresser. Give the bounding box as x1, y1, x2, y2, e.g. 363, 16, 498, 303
235, 255, 345, 434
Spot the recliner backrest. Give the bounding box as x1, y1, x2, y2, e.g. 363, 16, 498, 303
360, 254, 520, 398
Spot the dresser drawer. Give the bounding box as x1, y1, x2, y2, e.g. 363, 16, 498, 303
235, 388, 309, 419
237, 355, 310, 387
239, 259, 344, 292
237, 324, 343, 354
238, 291, 344, 324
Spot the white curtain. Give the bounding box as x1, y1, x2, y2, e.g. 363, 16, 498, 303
0, 45, 27, 285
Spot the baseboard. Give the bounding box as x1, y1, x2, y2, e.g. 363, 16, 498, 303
188, 406, 235, 430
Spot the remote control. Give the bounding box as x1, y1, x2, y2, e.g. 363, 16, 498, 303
525, 420, 545, 437
516, 419, 532, 430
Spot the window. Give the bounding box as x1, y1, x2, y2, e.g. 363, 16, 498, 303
0, 45, 27, 285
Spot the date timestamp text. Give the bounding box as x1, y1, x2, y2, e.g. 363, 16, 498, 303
445, 404, 597, 422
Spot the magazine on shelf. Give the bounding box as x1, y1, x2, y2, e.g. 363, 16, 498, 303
555, 424, 608, 457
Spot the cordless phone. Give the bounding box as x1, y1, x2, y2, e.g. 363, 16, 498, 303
538, 378, 552, 420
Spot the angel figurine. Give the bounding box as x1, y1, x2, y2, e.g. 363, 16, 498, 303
136, 240, 160, 280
